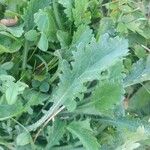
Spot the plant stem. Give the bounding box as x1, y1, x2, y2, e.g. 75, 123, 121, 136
22, 40, 29, 71
33, 105, 65, 142
27, 102, 62, 131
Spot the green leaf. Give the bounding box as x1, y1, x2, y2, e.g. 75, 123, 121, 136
34, 7, 57, 42
57, 30, 71, 48
124, 56, 150, 87
0, 24, 24, 37
97, 17, 114, 38
0, 101, 23, 120
76, 63, 124, 116
72, 0, 91, 27
46, 119, 66, 149
5, 83, 18, 105
6, 82, 28, 105
27, 34, 128, 131
58, 0, 73, 21
93, 80, 123, 113
72, 24, 93, 47
98, 117, 150, 134
137, 25, 150, 39
38, 33, 48, 51
67, 120, 100, 150
23, 0, 52, 30
23, 89, 50, 110
61, 25, 93, 60
128, 83, 150, 115
16, 132, 30, 146
39, 81, 50, 92
134, 45, 146, 59
53, 34, 128, 111
1, 62, 14, 70
34, 9, 50, 33
116, 126, 148, 150
0, 33, 22, 54
0, 75, 28, 105
117, 22, 128, 34
24, 30, 39, 41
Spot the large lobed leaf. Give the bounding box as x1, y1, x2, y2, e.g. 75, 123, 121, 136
28, 34, 128, 131
52, 34, 128, 111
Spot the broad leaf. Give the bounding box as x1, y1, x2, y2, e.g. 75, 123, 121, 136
52, 34, 128, 111
27, 34, 128, 131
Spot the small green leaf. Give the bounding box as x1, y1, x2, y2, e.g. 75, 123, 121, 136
57, 30, 71, 48
31, 80, 41, 88
7, 25, 24, 38
34, 7, 57, 42
0, 32, 22, 54
124, 56, 150, 87
34, 9, 49, 33
16, 132, 30, 146
58, 0, 73, 21
67, 121, 100, 150
97, 17, 114, 38
0, 75, 28, 105
134, 45, 146, 59
76, 63, 124, 116
0, 100, 23, 120
23, 0, 52, 30
72, 24, 93, 47
46, 119, 66, 149
25, 30, 39, 41
5, 83, 18, 105
0, 24, 24, 38
117, 22, 128, 34
128, 83, 150, 115
23, 89, 50, 111
1, 62, 13, 70
39, 81, 50, 92
73, 0, 91, 27
38, 33, 48, 51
